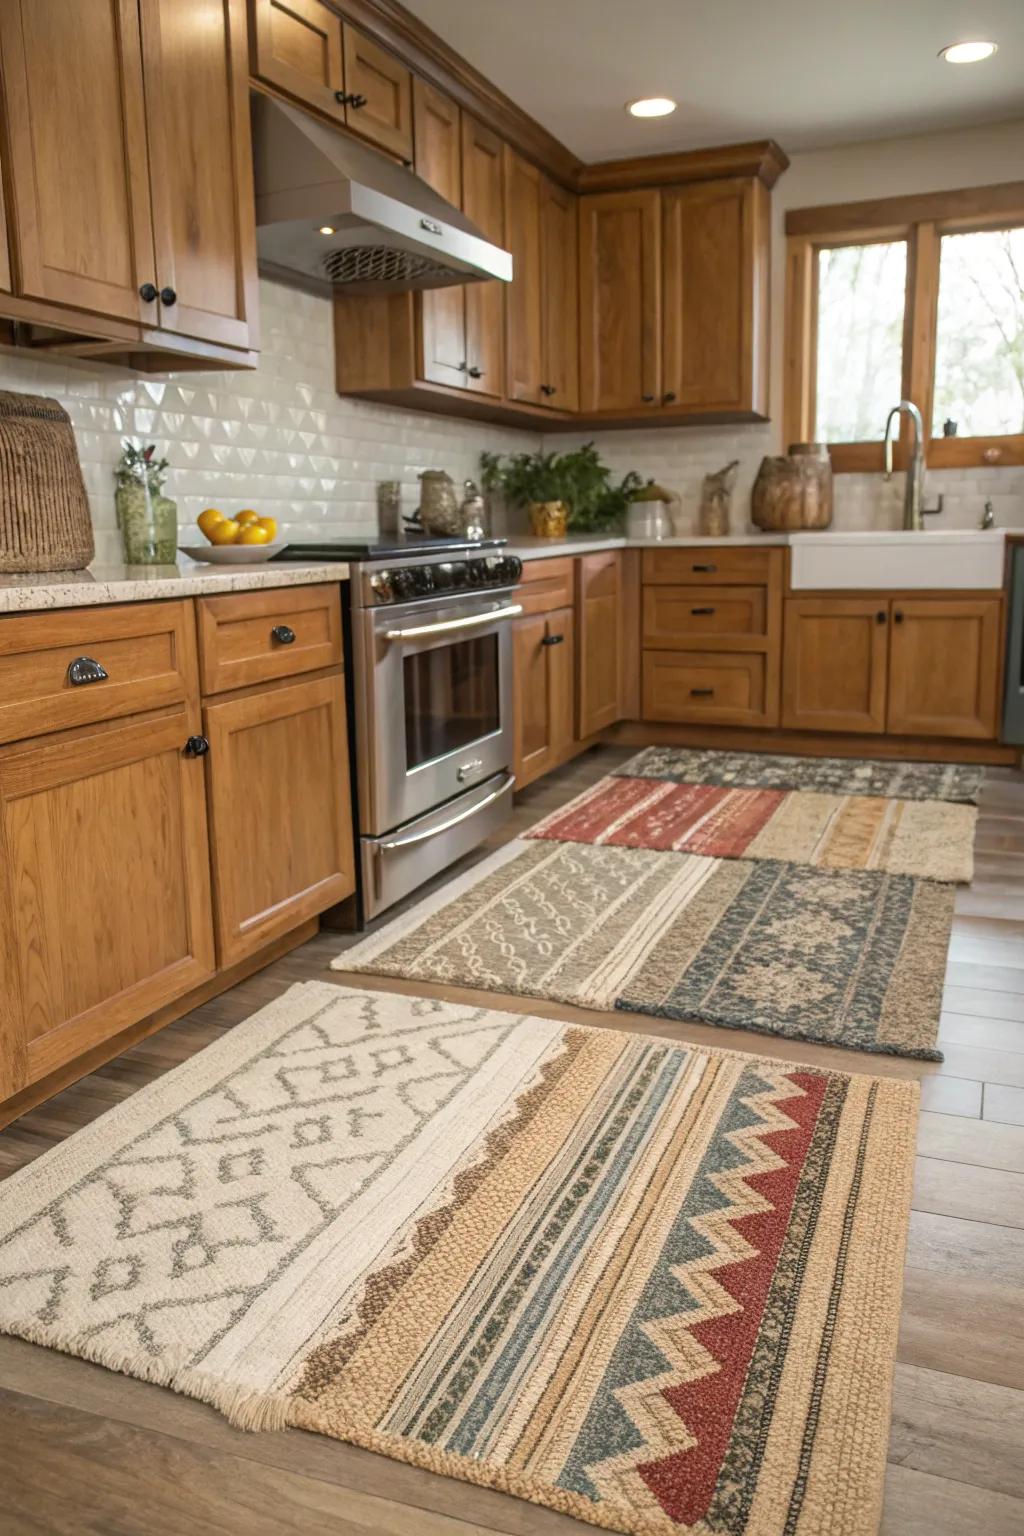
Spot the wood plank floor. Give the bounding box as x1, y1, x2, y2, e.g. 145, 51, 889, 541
1, 745, 1023, 1535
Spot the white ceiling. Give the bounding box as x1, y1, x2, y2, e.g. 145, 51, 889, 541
403, 0, 1024, 160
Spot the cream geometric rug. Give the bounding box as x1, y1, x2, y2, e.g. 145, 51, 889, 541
0, 980, 918, 1536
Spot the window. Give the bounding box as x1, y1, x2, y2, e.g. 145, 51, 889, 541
784, 181, 1024, 471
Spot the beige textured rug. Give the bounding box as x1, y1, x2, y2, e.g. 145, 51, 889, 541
0, 980, 918, 1536
337, 841, 952, 1059
526, 777, 976, 884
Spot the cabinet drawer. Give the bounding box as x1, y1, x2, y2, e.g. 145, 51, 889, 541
642, 547, 777, 585
516, 557, 576, 615
0, 600, 197, 746
642, 650, 769, 726
643, 585, 767, 648
197, 584, 342, 694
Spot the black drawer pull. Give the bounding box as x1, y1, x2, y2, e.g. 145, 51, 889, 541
67, 656, 108, 686
184, 735, 210, 758
692, 563, 717, 573
690, 687, 715, 698
691, 606, 715, 616
271, 624, 296, 645
541, 633, 564, 646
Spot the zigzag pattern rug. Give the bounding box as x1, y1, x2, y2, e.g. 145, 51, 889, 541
0, 981, 917, 1536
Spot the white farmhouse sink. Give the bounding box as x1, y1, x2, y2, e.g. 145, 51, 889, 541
788, 529, 1006, 590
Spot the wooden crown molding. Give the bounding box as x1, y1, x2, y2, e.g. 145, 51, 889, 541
578, 139, 789, 194
330, 1, 789, 192
786, 180, 1024, 238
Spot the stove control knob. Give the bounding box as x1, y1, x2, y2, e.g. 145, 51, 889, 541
498, 555, 522, 585
369, 570, 393, 602
391, 567, 416, 600
467, 559, 485, 585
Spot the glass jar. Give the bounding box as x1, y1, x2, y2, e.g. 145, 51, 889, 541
116, 480, 178, 564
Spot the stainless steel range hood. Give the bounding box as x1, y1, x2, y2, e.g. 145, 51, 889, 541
251, 95, 512, 295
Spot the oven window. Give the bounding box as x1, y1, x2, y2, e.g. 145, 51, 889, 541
403, 634, 500, 771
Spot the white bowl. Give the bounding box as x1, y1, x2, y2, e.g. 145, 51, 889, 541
178, 544, 284, 565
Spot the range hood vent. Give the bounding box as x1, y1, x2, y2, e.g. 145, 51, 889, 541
251, 94, 512, 295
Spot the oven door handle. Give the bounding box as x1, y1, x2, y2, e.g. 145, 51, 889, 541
379, 774, 516, 852
384, 603, 522, 641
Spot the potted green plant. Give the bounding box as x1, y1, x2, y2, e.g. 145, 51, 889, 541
481, 443, 642, 537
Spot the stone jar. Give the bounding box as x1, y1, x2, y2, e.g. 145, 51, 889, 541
417, 470, 462, 535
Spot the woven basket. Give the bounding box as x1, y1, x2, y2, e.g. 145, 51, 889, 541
0, 391, 94, 572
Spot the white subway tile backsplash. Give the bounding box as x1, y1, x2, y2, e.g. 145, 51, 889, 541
1, 275, 1021, 563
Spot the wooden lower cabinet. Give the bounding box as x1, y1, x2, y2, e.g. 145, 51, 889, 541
577, 551, 623, 736
888, 598, 1001, 739
782, 598, 889, 734
203, 671, 355, 966
513, 608, 575, 790
0, 705, 215, 1101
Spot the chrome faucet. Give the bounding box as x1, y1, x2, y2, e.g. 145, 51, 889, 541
883, 400, 926, 531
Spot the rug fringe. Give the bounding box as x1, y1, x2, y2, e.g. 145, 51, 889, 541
4, 1319, 292, 1432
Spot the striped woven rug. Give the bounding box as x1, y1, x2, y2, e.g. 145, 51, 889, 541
526, 776, 977, 883
0, 981, 918, 1536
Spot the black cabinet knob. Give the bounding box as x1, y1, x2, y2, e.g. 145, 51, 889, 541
641, 394, 655, 403
664, 391, 677, 404
271, 624, 296, 645
184, 735, 210, 758
67, 656, 108, 686
348, 93, 367, 108
160, 286, 177, 306
893, 610, 904, 624
876, 610, 887, 624
139, 282, 158, 303
540, 384, 556, 397
334, 90, 351, 105
541, 633, 564, 646
467, 365, 484, 379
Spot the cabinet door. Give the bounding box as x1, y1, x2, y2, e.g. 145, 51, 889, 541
781, 599, 889, 734
579, 189, 661, 412
578, 552, 621, 736
140, 0, 258, 351
888, 598, 1001, 739
0, 0, 157, 323
504, 151, 544, 405
204, 674, 355, 966
0, 707, 214, 1100
541, 178, 579, 410
662, 178, 764, 414
342, 25, 413, 161
513, 608, 575, 790
413, 79, 466, 389
249, 0, 346, 124
462, 114, 505, 398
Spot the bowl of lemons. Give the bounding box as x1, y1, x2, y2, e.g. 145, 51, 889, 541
179, 508, 281, 564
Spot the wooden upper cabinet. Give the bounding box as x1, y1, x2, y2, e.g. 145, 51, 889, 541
579, 189, 661, 412
140, 0, 258, 351
540, 178, 578, 410
413, 79, 465, 389
887, 598, 1001, 740
781, 598, 889, 735
504, 151, 544, 405
342, 25, 413, 161
662, 177, 768, 416
0, 0, 157, 322
249, 0, 346, 124
461, 114, 505, 398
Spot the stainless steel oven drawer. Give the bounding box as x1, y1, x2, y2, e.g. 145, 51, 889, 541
360, 770, 515, 920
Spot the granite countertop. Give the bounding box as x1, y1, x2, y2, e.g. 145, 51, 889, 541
0, 559, 350, 614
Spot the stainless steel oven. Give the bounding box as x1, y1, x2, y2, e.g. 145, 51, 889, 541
348, 545, 522, 918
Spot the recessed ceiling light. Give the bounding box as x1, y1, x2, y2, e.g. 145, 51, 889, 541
940, 40, 998, 64
318, 225, 336, 235
626, 97, 677, 119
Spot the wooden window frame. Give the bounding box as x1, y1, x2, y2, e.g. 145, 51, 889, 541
784, 181, 1024, 472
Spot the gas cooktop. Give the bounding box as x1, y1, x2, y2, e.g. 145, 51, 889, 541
270, 535, 506, 562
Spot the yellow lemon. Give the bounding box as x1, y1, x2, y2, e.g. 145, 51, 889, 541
256, 515, 278, 540
238, 524, 272, 545
235, 509, 260, 527
197, 507, 225, 539
207, 519, 241, 545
